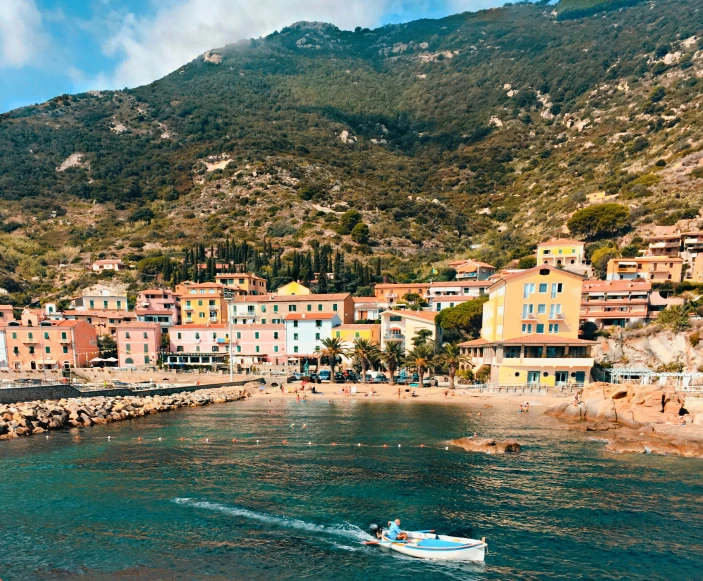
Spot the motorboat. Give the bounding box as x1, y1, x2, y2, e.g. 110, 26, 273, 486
365, 524, 486, 562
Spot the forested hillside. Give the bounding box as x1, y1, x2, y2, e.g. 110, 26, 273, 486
2, 0, 703, 301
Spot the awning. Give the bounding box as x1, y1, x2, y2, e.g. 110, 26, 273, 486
104, 357, 118, 362
90, 357, 105, 363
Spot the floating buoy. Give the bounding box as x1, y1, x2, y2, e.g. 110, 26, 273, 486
232, 438, 237, 443
137, 437, 142, 441
205, 438, 209, 443
308, 441, 312, 445
398, 444, 401, 448
420, 444, 424, 448
158, 437, 162, 442
107, 436, 111, 441
383, 444, 388, 448
45, 435, 49, 439
283, 440, 287, 444
291, 423, 295, 427
445, 446, 449, 450
302, 424, 307, 428
332, 442, 336, 446
179, 437, 185, 441
357, 443, 361, 447
256, 439, 259, 443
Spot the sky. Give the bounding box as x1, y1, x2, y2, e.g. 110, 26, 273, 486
0, 0, 512, 113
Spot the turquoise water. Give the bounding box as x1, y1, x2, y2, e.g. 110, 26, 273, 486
1, 398, 702, 580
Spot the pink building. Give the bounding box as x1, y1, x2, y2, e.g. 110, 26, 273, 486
231, 324, 286, 365
115, 322, 162, 368
135, 288, 180, 332
167, 324, 230, 369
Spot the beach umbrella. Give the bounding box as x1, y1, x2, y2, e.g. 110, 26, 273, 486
90, 357, 105, 363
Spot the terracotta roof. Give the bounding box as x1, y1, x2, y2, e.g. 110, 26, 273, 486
353, 297, 380, 303
458, 338, 491, 347
502, 336, 596, 346
582, 280, 651, 292
537, 238, 585, 247
63, 310, 134, 318
374, 283, 429, 290
237, 293, 350, 303
134, 308, 176, 315
284, 313, 339, 321
93, 259, 124, 264
170, 324, 228, 330
488, 264, 585, 288
116, 321, 161, 329
382, 310, 438, 323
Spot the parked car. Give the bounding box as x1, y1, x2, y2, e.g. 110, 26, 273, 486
334, 371, 346, 382
307, 373, 321, 384
342, 370, 359, 382
292, 372, 304, 381
372, 373, 389, 383
318, 370, 331, 382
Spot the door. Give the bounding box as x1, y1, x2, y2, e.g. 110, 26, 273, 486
575, 371, 586, 384
527, 371, 540, 384
555, 371, 568, 386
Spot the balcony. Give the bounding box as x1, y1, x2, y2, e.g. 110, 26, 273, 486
22, 337, 39, 344
385, 293, 398, 299
519, 357, 594, 367
184, 306, 194, 311
209, 317, 219, 323
384, 333, 404, 341
59, 337, 71, 344
521, 313, 538, 320
548, 313, 565, 321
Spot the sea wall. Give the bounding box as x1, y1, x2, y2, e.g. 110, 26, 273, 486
0, 378, 259, 405
0, 384, 256, 441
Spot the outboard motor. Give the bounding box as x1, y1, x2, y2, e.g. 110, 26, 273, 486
369, 523, 380, 538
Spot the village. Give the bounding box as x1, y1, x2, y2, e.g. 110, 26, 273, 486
0, 235, 699, 389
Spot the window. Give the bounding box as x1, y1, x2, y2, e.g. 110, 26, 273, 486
315, 333, 320, 340
315, 320, 322, 328
103, 301, 108, 309
11, 332, 16, 339
273, 332, 279, 340
255, 346, 260, 353
289, 305, 297, 312
355, 332, 360, 338
521, 304, 534, 318
307, 304, 312, 312
144, 344, 149, 353
538, 283, 548, 293
317, 304, 323, 311
274, 346, 279, 353
28, 332, 33, 339
198, 300, 203, 306
237, 346, 241, 353
177, 332, 182, 339
89, 300, 95, 308
261, 319, 266, 324
294, 333, 299, 340
212, 346, 219, 352
126, 344, 131, 353
521, 324, 532, 334
549, 323, 560, 334
273, 305, 278, 313
293, 321, 298, 328
537, 304, 546, 314
261, 306, 267, 313
43, 331, 49, 340
45, 346, 51, 354
212, 332, 217, 340
29, 346, 35, 354
196, 346, 200, 352
551, 283, 563, 299
144, 356, 150, 365
63, 346, 68, 354
199, 312, 205, 318
549, 304, 562, 318
255, 332, 260, 339
117, 301, 122, 309
294, 346, 299, 353
125, 358, 134, 365
143, 332, 148, 339
335, 331, 341, 338
236, 331, 241, 339
333, 304, 338, 311
61, 331, 67, 340
390, 315, 401, 322
436, 303, 442, 311
536, 324, 545, 334
523, 283, 535, 299
209, 300, 216, 306
195, 332, 200, 339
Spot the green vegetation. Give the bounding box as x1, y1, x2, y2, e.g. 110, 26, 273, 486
435, 295, 489, 342
567, 204, 631, 241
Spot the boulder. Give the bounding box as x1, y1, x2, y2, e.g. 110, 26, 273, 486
450, 437, 521, 454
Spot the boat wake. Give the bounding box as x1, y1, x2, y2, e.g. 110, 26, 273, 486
172, 498, 372, 542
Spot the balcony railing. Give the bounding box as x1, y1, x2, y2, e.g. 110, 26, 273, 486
384, 333, 404, 341
184, 306, 194, 311
548, 313, 565, 320
521, 313, 538, 320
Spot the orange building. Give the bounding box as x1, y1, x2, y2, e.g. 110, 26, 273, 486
5, 320, 98, 371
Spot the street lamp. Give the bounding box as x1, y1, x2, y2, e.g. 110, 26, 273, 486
223, 289, 235, 381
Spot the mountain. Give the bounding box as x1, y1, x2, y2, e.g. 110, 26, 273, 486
1, 0, 703, 298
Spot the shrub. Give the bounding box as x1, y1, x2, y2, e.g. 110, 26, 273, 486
567, 203, 630, 240
689, 331, 700, 348
517, 256, 537, 269
350, 222, 370, 244
657, 304, 691, 332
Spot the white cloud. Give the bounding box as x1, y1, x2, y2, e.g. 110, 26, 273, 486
0, 0, 47, 68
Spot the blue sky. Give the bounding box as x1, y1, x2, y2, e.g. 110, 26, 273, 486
0, 0, 511, 113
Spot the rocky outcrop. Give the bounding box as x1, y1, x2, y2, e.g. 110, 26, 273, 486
546, 382, 703, 458
0, 385, 253, 441
450, 437, 521, 454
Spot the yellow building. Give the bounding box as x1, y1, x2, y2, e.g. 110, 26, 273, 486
380, 310, 441, 353
606, 256, 683, 283
276, 281, 311, 296
215, 273, 267, 295
460, 265, 594, 387
175, 282, 227, 324
536, 239, 586, 268
692, 254, 703, 283
334, 324, 381, 363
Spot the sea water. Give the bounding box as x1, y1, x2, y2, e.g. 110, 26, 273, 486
0, 398, 701, 580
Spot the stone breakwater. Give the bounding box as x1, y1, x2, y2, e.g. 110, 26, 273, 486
0, 384, 254, 441
546, 382, 703, 458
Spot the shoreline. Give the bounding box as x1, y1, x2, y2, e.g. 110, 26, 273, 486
0, 384, 254, 441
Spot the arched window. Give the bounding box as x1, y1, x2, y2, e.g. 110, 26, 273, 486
125, 357, 134, 365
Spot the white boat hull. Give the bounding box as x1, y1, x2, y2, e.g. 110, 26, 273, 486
377, 530, 486, 562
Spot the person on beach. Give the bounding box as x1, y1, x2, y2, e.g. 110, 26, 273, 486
525, 402, 530, 412
519, 404, 524, 412
386, 519, 407, 541
398, 387, 401, 399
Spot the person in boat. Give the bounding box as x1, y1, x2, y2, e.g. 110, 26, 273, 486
387, 519, 408, 541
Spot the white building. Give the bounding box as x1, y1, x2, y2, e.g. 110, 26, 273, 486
284, 313, 341, 357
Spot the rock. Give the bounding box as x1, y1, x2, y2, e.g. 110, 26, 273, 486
450, 437, 521, 454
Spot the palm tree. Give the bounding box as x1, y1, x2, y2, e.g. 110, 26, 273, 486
319, 337, 344, 383
406, 342, 435, 387
347, 338, 379, 384
379, 342, 405, 386
439, 343, 472, 390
